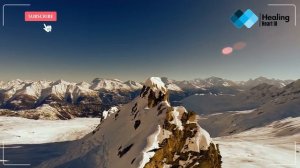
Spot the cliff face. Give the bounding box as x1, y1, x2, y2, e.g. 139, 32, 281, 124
140, 79, 221, 167
145, 109, 221, 168
144, 108, 221, 168
38, 77, 221, 168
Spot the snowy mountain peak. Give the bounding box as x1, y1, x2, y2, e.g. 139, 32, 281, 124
38, 77, 221, 168
160, 77, 182, 91
124, 80, 143, 90
11, 79, 24, 83
92, 78, 123, 83
53, 79, 72, 85
76, 81, 91, 88
286, 79, 300, 88
90, 78, 133, 91
241, 77, 293, 88
0, 81, 5, 89
144, 77, 167, 94
139, 77, 169, 108
2, 79, 24, 89
282, 79, 300, 95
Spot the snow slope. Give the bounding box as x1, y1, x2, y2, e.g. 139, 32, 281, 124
0, 116, 99, 145
198, 89, 300, 137
215, 117, 300, 168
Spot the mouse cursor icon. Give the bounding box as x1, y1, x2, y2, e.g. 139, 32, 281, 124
43, 24, 52, 32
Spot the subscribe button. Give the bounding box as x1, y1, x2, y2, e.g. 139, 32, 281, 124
25, 11, 57, 22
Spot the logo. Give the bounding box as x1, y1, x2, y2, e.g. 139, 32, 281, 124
43, 24, 52, 32
260, 13, 290, 27
231, 9, 258, 28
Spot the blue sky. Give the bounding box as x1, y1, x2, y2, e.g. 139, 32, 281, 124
0, 0, 299, 82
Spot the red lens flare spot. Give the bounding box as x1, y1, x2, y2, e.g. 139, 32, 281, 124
222, 47, 233, 55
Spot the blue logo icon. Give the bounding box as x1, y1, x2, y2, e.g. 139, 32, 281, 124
231, 9, 258, 28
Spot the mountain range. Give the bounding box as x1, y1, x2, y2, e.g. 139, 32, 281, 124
0, 77, 294, 119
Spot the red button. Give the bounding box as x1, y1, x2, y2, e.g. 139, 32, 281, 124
25, 11, 57, 22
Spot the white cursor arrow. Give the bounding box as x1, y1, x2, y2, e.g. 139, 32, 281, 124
43, 23, 52, 32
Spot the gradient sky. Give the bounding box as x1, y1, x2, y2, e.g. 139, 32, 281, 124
0, 0, 299, 82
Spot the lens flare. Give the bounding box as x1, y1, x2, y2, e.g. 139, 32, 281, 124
222, 47, 233, 55
233, 41, 247, 50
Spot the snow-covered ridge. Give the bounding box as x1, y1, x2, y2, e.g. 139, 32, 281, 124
90, 78, 143, 91
38, 77, 221, 168
239, 76, 293, 88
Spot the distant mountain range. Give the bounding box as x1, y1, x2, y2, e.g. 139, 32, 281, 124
182, 79, 300, 137
0, 77, 294, 119
238, 76, 293, 88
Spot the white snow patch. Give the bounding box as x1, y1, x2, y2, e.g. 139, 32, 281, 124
144, 77, 167, 95
170, 107, 186, 130
215, 117, 300, 168
0, 117, 99, 145
182, 126, 211, 153
195, 93, 205, 96
10, 100, 22, 105
166, 83, 182, 91
228, 109, 256, 115
138, 125, 161, 168
102, 106, 118, 119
